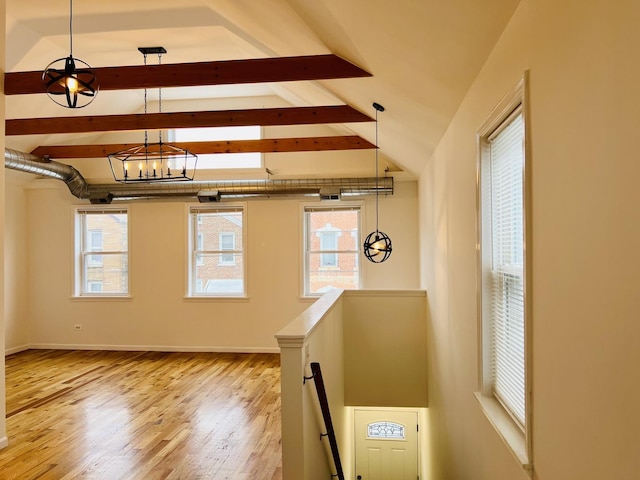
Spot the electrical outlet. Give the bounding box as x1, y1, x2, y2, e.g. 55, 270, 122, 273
74, 324, 82, 331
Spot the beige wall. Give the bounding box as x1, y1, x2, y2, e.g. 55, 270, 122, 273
420, 0, 640, 478
343, 290, 427, 407
4, 171, 30, 353
10, 179, 418, 352
0, 0, 7, 448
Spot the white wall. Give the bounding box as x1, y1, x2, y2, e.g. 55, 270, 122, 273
11, 179, 418, 352
420, 0, 640, 478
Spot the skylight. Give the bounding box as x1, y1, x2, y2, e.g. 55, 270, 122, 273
173, 126, 262, 170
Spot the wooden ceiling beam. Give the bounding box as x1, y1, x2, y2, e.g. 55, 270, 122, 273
6, 105, 372, 136
30, 136, 376, 159
4, 54, 371, 95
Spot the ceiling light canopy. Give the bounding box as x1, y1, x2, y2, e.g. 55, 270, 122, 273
42, 0, 98, 108
108, 47, 197, 183
363, 102, 392, 263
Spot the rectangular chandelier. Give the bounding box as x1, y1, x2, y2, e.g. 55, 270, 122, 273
107, 46, 197, 183
108, 143, 197, 183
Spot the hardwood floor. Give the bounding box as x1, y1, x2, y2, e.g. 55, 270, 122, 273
0, 350, 282, 480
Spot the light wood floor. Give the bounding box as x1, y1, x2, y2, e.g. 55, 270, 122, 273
0, 350, 282, 480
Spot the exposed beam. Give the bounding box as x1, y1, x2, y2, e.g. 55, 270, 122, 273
4, 54, 371, 95
30, 136, 376, 159
6, 105, 372, 136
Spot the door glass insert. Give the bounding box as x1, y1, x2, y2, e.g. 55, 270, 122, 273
367, 421, 406, 440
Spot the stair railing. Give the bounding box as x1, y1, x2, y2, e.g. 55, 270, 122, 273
304, 362, 345, 480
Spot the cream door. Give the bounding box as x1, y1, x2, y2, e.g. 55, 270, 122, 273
354, 409, 419, 480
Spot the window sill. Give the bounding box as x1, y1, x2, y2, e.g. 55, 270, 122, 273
298, 296, 319, 302
184, 296, 249, 303
474, 392, 532, 472
71, 295, 133, 302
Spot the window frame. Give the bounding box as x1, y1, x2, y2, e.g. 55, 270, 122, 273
302, 203, 362, 297
475, 75, 533, 470
188, 204, 246, 298
75, 206, 130, 298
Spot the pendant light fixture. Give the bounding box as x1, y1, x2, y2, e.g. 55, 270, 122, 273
363, 102, 392, 263
42, 0, 98, 108
107, 47, 197, 183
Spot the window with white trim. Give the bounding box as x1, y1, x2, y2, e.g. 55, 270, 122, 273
303, 205, 361, 296
477, 78, 531, 467
75, 207, 129, 296
189, 205, 245, 296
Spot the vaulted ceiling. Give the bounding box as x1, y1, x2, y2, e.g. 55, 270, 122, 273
5, 0, 521, 183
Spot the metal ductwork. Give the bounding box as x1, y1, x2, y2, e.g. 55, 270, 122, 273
5, 148, 90, 199
4, 148, 393, 203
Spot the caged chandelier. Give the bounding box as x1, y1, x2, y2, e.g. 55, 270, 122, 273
363, 102, 392, 263
42, 0, 98, 108
107, 47, 197, 183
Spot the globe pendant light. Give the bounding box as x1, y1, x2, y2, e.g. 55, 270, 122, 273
42, 0, 98, 108
363, 102, 392, 263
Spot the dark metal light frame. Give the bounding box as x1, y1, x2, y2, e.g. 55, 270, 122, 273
363, 102, 392, 263
108, 47, 197, 183
42, 0, 98, 108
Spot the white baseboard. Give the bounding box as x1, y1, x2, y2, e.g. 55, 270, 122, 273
5, 344, 30, 356
27, 343, 280, 354
0, 436, 8, 449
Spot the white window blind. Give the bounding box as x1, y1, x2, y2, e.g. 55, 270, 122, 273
487, 109, 526, 426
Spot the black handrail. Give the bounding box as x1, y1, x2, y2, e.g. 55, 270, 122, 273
306, 362, 345, 480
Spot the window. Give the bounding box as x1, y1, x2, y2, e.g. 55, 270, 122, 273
318, 227, 340, 267
196, 233, 204, 266
303, 205, 361, 296
173, 126, 262, 170
367, 422, 406, 440
87, 230, 104, 266
189, 205, 245, 296
219, 233, 236, 265
87, 281, 103, 293
476, 78, 531, 468
76, 207, 129, 296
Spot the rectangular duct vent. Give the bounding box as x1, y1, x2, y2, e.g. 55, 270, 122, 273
319, 188, 341, 201
197, 190, 221, 203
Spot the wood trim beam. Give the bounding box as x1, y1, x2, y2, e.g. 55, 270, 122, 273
6, 105, 372, 136
30, 136, 376, 159
4, 54, 371, 95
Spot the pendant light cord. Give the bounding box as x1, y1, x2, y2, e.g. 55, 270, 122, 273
68, 0, 74, 57
375, 106, 380, 233
143, 53, 148, 147
141, 51, 165, 148
158, 53, 163, 145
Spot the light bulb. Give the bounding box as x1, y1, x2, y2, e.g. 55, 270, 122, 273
66, 76, 79, 93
